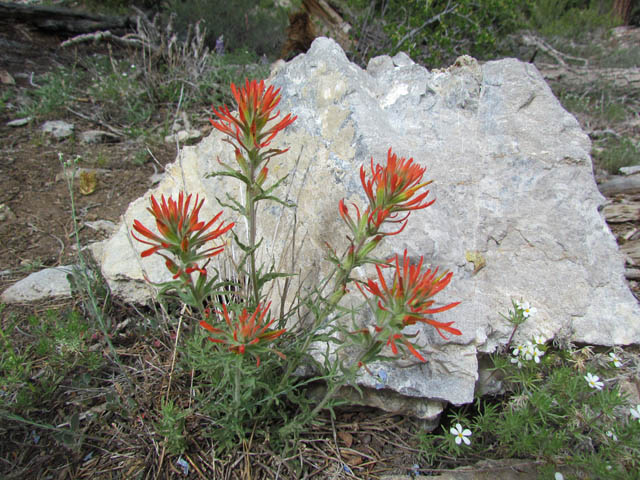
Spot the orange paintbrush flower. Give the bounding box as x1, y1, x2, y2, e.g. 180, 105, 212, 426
357, 249, 461, 362
210, 79, 297, 154
132, 192, 234, 264
360, 148, 435, 222
200, 303, 286, 367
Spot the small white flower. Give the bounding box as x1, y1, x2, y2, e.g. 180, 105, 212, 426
518, 301, 537, 318
584, 372, 604, 390
450, 423, 472, 445
606, 430, 618, 441
512, 344, 525, 357
608, 352, 622, 368
630, 405, 640, 422
533, 334, 545, 345
531, 347, 545, 364
554, 473, 564, 480
523, 342, 535, 361
510, 356, 523, 368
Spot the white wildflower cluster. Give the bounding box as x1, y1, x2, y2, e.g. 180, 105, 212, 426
508, 302, 546, 368
511, 337, 546, 368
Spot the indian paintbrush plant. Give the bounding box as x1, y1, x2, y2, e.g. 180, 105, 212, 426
131, 78, 462, 452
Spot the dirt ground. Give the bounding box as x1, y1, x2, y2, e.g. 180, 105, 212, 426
0, 20, 176, 291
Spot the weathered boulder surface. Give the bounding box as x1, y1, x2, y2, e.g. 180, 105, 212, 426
94, 37, 640, 417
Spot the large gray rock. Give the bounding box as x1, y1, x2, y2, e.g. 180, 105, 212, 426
94, 38, 640, 416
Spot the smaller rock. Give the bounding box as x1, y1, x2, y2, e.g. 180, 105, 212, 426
0, 266, 76, 303
392, 51, 414, 67
164, 129, 202, 144
55, 167, 109, 183
42, 120, 74, 139
619, 165, 640, 176
85, 220, 117, 236
0, 69, 15, 85
7, 117, 31, 127
80, 130, 121, 144
0, 203, 17, 222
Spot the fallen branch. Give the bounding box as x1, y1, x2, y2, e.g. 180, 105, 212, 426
625, 268, 640, 280
520, 31, 588, 67
60, 30, 158, 54
65, 107, 125, 137
538, 62, 640, 93
598, 175, 640, 195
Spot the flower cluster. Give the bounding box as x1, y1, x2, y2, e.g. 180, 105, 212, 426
503, 299, 538, 327
200, 303, 286, 367
510, 335, 546, 368
133, 78, 462, 399
515, 300, 537, 318
132, 192, 233, 263
210, 78, 297, 184
132, 192, 234, 309
356, 250, 461, 362
338, 148, 435, 266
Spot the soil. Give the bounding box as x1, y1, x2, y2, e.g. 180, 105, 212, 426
0, 20, 176, 290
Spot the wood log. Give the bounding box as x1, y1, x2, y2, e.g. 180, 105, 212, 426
0, 2, 134, 34
599, 175, 640, 195
603, 203, 640, 223
621, 239, 640, 264
302, 0, 353, 52
538, 63, 640, 93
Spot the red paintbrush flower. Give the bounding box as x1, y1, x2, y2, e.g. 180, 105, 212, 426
210, 79, 297, 154
357, 249, 461, 362
132, 192, 234, 264
200, 303, 286, 367
360, 148, 435, 223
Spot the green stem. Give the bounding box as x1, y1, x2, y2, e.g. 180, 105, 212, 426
283, 333, 382, 435
234, 355, 242, 408
244, 150, 261, 308
278, 231, 374, 391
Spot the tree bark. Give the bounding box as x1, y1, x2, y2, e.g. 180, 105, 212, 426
613, 0, 636, 25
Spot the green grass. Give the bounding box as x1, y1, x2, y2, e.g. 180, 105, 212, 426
594, 136, 640, 174
12, 50, 269, 142
554, 82, 639, 173
1, 306, 103, 411
18, 66, 81, 118
527, 0, 619, 40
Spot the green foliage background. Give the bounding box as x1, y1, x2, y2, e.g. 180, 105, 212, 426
165, 0, 292, 57
345, 0, 619, 67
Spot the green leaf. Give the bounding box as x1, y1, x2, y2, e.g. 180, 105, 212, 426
207, 168, 251, 187
216, 194, 247, 216
256, 270, 295, 292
